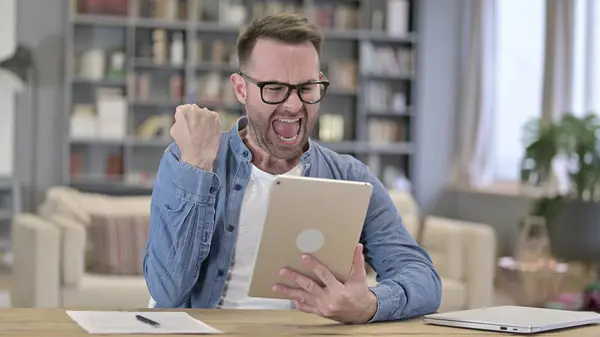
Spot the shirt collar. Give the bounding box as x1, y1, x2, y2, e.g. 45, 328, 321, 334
228, 116, 314, 165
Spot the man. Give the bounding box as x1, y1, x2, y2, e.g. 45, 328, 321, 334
143, 13, 441, 324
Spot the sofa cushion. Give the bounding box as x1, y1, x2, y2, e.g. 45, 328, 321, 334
439, 277, 467, 312
421, 217, 465, 281
388, 190, 420, 218
62, 273, 150, 309
42, 187, 89, 225
87, 213, 150, 275
42, 186, 150, 227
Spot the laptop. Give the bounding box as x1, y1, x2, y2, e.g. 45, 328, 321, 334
424, 306, 600, 334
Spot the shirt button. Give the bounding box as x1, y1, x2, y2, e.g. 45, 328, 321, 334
217, 269, 225, 277
234, 184, 242, 191
209, 186, 216, 194
227, 225, 235, 232
242, 150, 249, 157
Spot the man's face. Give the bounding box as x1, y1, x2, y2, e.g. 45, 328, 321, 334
233, 38, 321, 160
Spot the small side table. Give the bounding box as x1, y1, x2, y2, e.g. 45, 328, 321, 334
497, 256, 568, 307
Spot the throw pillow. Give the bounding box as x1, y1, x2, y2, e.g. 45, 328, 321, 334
87, 213, 150, 275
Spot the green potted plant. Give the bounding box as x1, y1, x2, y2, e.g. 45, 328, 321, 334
520, 113, 600, 263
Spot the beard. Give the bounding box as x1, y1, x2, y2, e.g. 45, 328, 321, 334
245, 103, 315, 160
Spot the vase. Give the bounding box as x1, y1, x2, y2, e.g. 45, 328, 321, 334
516, 215, 551, 263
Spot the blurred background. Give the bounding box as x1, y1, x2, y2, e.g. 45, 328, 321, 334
0, 0, 599, 313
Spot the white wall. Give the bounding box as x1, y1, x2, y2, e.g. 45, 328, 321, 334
0, 0, 16, 176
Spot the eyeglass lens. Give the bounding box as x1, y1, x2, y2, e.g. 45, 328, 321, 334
262, 82, 326, 104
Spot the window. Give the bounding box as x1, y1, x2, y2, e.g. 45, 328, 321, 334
492, 0, 546, 182
491, 0, 600, 182
578, 0, 600, 115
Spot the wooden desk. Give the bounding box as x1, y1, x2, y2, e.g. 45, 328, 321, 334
0, 308, 598, 336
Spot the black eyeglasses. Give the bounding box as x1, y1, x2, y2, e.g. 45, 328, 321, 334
238, 72, 330, 105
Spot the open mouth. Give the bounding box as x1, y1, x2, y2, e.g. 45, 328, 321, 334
272, 118, 302, 144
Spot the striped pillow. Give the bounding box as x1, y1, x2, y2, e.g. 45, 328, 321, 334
87, 213, 150, 275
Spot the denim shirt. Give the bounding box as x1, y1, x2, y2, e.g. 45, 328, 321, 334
143, 117, 442, 322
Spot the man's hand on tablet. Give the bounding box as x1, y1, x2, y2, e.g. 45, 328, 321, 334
272, 244, 377, 324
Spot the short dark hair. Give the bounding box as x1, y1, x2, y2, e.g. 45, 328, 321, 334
237, 14, 323, 69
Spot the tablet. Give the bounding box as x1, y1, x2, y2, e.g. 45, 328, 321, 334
247, 175, 373, 299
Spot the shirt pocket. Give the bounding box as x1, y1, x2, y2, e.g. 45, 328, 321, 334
158, 185, 215, 261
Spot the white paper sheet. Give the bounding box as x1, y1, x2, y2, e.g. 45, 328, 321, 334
66, 311, 223, 335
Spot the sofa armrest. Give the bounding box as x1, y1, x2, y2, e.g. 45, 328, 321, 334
46, 214, 86, 287
421, 217, 465, 281
424, 216, 497, 309
460, 220, 497, 309
10, 213, 61, 307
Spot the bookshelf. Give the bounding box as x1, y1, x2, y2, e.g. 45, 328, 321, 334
64, 0, 418, 194
0, 176, 20, 255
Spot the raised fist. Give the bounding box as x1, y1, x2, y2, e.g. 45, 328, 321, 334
170, 104, 222, 171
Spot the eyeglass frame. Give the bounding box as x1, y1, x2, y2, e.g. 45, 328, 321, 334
237, 71, 330, 105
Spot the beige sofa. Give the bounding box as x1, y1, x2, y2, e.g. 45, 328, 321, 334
376, 191, 497, 312
10, 187, 496, 311
10, 187, 152, 309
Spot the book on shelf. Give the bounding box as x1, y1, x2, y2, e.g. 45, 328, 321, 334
369, 0, 411, 35
135, 28, 187, 65
139, 0, 186, 20
368, 120, 405, 144
218, 0, 247, 25
197, 72, 237, 103
136, 115, 173, 139
70, 104, 97, 140
96, 87, 128, 140
126, 171, 157, 187
106, 153, 124, 177
251, 2, 303, 21
318, 114, 345, 142
386, 0, 410, 37
210, 40, 236, 65
75, 0, 128, 16
135, 72, 184, 103
361, 43, 414, 76
70, 152, 84, 177
365, 82, 407, 113
152, 29, 168, 65
195, 0, 361, 27
327, 60, 357, 91
69, 151, 125, 181
312, 4, 360, 30
169, 74, 185, 102
77, 48, 127, 81
70, 87, 127, 141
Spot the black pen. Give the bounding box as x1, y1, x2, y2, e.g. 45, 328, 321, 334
135, 314, 161, 328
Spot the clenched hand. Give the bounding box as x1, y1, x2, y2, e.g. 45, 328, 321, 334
170, 104, 222, 171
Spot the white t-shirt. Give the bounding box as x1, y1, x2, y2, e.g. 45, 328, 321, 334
219, 163, 303, 309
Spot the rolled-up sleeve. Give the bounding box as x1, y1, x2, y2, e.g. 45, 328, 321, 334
143, 143, 220, 308
357, 164, 442, 322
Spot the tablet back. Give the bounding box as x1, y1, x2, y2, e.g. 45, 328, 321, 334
247, 175, 373, 299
